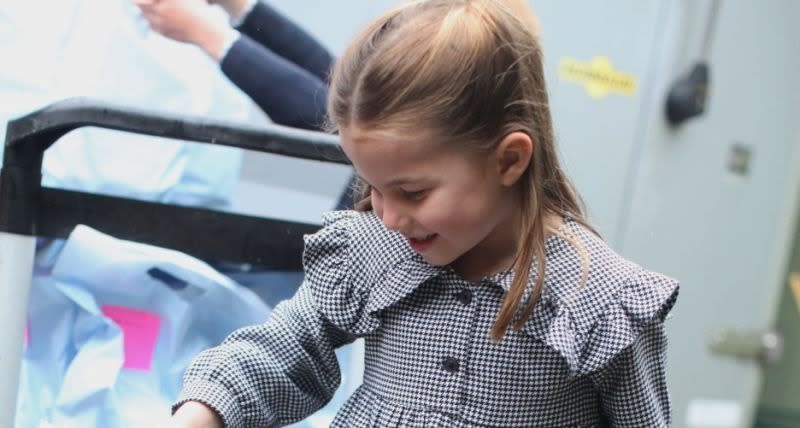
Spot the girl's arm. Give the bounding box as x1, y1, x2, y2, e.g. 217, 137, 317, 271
590, 323, 672, 427
173, 283, 355, 428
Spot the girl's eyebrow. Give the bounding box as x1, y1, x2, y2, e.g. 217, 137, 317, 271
386, 177, 415, 187
359, 176, 418, 188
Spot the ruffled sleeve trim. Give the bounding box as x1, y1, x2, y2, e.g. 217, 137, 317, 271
579, 268, 678, 375
522, 266, 679, 377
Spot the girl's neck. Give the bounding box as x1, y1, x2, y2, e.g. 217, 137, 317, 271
452, 211, 563, 283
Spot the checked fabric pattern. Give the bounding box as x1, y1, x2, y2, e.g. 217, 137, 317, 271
176, 210, 679, 427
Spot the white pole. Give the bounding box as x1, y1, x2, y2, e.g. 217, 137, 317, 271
0, 232, 36, 428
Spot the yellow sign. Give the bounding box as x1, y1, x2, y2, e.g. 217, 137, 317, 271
789, 273, 800, 314
558, 56, 638, 99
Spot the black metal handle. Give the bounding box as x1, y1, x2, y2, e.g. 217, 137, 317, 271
4, 97, 347, 163
0, 98, 350, 268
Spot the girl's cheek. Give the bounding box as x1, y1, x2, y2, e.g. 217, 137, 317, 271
417, 202, 450, 230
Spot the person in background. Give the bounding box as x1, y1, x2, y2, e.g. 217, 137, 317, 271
134, 0, 331, 131
169, 1, 679, 427
135, 0, 355, 211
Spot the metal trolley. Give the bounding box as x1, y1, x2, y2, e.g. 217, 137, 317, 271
0, 98, 349, 427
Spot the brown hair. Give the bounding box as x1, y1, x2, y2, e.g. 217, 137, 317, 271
327, 0, 593, 341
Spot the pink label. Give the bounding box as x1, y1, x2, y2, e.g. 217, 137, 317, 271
101, 305, 161, 371
24, 320, 29, 347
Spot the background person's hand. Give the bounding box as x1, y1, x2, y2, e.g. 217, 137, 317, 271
169, 401, 225, 428
205, 0, 252, 22
133, 0, 236, 61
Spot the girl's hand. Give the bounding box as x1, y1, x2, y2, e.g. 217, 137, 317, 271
169, 401, 225, 428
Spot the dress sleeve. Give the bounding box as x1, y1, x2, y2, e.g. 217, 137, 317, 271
587, 269, 679, 427
174, 284, 353, 428
590, 322, 673, 427
173, 212, 368, 428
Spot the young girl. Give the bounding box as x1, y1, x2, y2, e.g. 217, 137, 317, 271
171, 1, 679, 427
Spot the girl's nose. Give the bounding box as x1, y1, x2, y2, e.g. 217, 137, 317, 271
379, 199, 406, 233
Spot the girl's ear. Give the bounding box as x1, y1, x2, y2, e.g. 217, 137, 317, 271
495, 131, 533, 187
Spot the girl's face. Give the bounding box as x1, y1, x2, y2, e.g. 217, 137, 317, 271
340, 126, 526, 280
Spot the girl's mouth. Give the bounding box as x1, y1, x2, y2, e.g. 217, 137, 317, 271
408, 234, 437, 252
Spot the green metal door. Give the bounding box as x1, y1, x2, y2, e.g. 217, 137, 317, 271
756, 229, 800, 427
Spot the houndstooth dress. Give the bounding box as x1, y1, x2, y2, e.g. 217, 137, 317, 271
176, 210, 679, 427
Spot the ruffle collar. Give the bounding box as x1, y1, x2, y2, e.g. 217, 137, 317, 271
306, 211, 678, 376
365, 253, 443, 314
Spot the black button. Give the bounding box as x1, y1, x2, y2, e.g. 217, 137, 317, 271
454, 289, 472, 306
442, 357, 460, 373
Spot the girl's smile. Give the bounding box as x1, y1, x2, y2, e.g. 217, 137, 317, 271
407, 233, 438, 252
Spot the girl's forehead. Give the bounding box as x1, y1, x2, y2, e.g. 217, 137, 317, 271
341, 127, 469, 176
342, 124, 436, 145
340, 126, 489, 172
341, 126, 439, 156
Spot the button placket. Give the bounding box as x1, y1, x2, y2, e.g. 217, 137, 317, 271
440, 286, 478, 378
435, 276, 479, 402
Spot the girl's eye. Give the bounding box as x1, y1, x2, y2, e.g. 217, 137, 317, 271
401, 189, 428, 201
